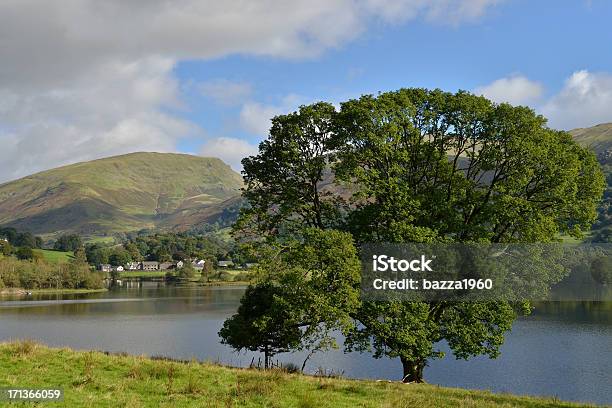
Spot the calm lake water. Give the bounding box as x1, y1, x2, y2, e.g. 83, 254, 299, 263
0, 282, 610, 406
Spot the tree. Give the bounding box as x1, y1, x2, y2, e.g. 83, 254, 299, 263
109, 248, 131, 266
238, 102, 341, 238
0, 240, 12, 256
200, 259, 214, 283
124, 242, 143, 261
233, 89, 605, 382
590, 255, 612, 285
85, 244, 109, 265
177, 263, 196, 280
16, 246, 34, 260
333, 89, 604, 382
219, 283, 302, 369
54, 234, 83, 252
224, 228, 361, 369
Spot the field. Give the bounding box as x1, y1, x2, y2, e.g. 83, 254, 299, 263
0, 341, 592, 408
32, 249, 73, 263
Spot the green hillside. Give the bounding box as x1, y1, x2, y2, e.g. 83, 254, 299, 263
570, 123, 612, 154
571, 123, 612, 242
0, 152, 243, 239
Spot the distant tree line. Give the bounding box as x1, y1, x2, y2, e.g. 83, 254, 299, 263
0, 227, 43, 249
0, 255, 104, 290
84, 232, 245, 266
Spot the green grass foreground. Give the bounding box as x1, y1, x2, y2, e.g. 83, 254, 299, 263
0, 341, 594, 408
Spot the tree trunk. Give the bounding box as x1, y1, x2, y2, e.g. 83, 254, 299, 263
400, 357, 425, 383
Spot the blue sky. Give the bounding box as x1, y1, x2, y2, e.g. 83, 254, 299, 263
1, 0, 611, 180
171, 0, 612, 166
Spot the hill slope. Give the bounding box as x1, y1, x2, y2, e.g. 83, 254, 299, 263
571, 123, 612, 242
0, 152, 243, 238
570, 122, 612, 160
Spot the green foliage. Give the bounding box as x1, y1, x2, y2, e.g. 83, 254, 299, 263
219, 283, 303, 368
238, 102, 341, 237
85, 243, 110, 265
590, 256, 612, 285
225, 229, 361, 369
109, 248, 132, 266
177, 263, 196, 280
0, 257, 104, 290
54, 234, 83, 251
232, 88, 605, 383
124, 232, 230, 262
0, 240, 12, 256
16, 246, 34, 260
0, 227, 42, 248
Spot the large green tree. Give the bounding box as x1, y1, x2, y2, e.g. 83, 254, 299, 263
231, 88, 605, 382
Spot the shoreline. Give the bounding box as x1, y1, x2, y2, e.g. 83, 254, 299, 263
0, 288, 108, 297
0, 340, 593, 407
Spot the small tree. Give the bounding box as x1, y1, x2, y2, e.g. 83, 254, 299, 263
0, 240, 12, 256
16, 246, 34, 260
200, 260, 214, 283
178, 263, 196, 280
219, 283, 302, 369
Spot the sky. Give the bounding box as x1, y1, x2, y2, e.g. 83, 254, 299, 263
1, 0, 611, 182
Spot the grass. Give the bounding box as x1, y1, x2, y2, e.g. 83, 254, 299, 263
0, 341, 595, 408
33, 249, 74, 263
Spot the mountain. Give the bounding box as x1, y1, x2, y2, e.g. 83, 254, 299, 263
0, 152, 243, 239
570, 123, 612, 161
571, 123, 612, 242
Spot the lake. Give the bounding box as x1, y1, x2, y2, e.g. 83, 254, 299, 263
0, 282, 610, 406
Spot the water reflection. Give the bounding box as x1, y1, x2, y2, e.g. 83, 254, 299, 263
0, 283, 610, 405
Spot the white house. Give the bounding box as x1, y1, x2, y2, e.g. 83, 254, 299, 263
112, 265, 124, 272
192, 259, 205, 270
176, 260, 184, 269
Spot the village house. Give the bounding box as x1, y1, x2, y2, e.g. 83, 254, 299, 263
141, 261, 159, 271
112, 265, 124, 272
192, 259, 206, 270
218, 260, 234, 268
98, 264, 112, 272
159, 262, 174, 270
126, 262, 140, 270
175, 260, 184, 269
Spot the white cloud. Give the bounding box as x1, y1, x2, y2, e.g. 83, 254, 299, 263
199, 80, 252, 107
475, 70, 612, 130
474, 75, 544, 106
541, 70, 612, 130
0, 0, 500, 182
239, 94, 308, 136
199, 137, 259, 172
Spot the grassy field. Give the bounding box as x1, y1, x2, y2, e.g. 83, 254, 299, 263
0, 341, 593, 408
32, 249, 74, 263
